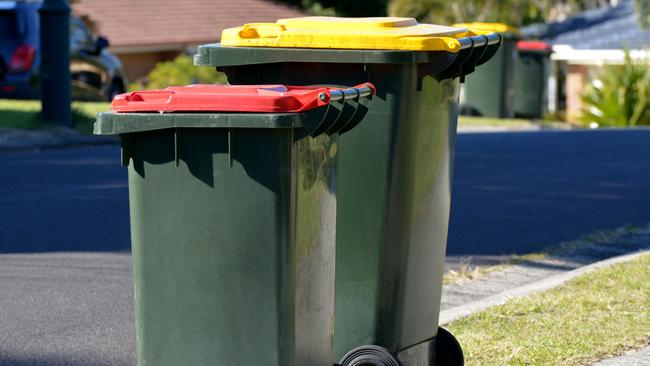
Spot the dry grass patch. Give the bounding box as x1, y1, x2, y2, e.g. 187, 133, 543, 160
443, 224, 645, 285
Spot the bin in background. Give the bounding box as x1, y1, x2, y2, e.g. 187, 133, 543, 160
195, 17, 501, 365
94, 83, 374, 366
514, 40, 553, 119
458, 22, 518, 118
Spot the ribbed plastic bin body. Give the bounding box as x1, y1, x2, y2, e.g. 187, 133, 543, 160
213, 61, 458, 361
94, 84, 374, 366
195, 24, 500, 363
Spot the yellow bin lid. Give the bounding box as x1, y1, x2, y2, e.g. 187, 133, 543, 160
452, 22, 518, 36
221, 17, 471, 53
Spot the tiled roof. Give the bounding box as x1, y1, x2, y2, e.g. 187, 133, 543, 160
71, 0, 305, 48
522, 0, 650, 50
552, 3, 650, 49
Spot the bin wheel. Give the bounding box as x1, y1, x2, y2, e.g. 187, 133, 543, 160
436, 327, 464, 366
338, 345, 402, 366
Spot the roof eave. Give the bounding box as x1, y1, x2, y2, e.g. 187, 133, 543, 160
551, 46, 650, 65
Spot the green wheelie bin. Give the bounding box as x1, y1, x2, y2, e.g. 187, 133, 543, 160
514, 40, 553, 119
94, 83, 375, 366
459, 22, 518, 118
194, 17, 501, 365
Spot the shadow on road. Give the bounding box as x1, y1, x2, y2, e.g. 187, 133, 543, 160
0, 145, 130, 254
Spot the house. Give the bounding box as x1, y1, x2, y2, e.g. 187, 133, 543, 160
524, 0, 650, 122
71, 0, 305, 82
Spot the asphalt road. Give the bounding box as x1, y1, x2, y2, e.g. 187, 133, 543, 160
0, 146, 133, 365
448, 129, 650, 256
1, 129, 650, 365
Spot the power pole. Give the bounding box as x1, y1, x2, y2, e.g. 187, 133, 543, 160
39, 0, 72, 127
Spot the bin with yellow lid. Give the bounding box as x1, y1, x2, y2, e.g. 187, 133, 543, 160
221, 17, 468, 52
456, 22, 520, 118
195, 16, 501, 366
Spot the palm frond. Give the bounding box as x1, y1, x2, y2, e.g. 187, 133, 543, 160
581, 50, 650, 127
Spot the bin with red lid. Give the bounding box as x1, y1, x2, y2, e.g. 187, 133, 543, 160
514, 40, 553, 119
94, 83, 375, 366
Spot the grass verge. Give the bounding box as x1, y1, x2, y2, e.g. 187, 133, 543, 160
458, 116, 572, 130
0, 99, 110, 134
446, 253, 650, 365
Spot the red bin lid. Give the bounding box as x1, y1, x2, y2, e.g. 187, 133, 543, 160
111, 84, 364, 113
516, 40, 552, 51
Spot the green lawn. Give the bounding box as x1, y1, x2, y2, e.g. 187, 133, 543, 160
0, 99, 111, 134
447, 253, 650, 365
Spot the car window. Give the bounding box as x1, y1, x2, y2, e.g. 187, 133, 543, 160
70, 16, 94, 49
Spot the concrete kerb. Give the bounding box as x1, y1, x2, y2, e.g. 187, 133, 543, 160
439, 249, 650, 325
592, 344, 650, 365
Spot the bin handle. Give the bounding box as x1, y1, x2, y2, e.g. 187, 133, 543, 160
436, 33, 502, 80
307, 83, 376, 137
239, 23, 286, 38
323, 85, 375, 102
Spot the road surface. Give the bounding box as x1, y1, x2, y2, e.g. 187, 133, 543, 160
1, 129, 650, 364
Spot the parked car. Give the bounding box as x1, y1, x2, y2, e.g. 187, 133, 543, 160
0, 0, 127, 101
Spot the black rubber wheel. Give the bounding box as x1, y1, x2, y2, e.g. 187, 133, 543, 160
435, 327, 464, 366
339, 345, 402, 366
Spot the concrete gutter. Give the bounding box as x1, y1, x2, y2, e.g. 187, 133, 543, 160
457, 122, 576, 133
591, 344, 650, 365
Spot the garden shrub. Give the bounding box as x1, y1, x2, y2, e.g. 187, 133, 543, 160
581, 51, 650, 127
129, 54, 226, 91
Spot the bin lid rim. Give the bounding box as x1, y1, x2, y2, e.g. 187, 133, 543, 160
110, 84, 341, 113
221, 16, 471, 53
